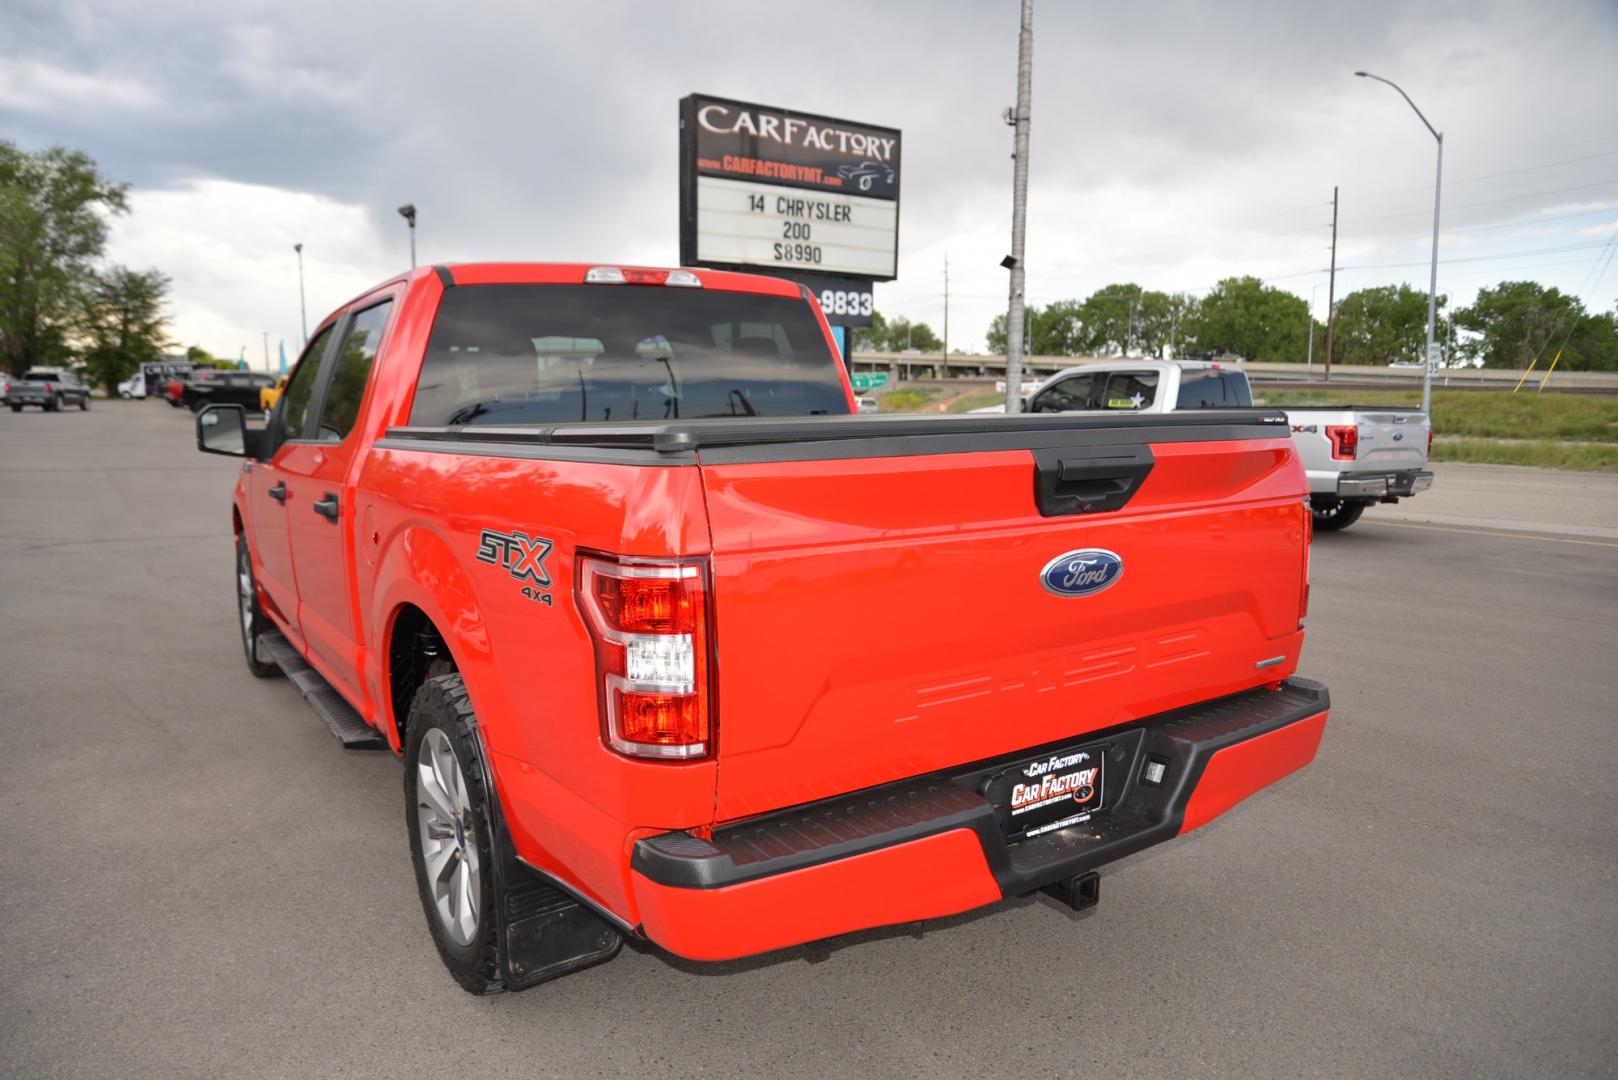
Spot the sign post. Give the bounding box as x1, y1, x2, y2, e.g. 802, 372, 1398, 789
679, 94, 900, 336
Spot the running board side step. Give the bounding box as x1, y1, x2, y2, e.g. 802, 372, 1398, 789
258, 630, 387, 750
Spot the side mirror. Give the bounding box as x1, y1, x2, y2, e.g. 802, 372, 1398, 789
196, 403, 260, 458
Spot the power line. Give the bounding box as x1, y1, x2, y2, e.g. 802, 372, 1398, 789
1351, 149, 1618, 201
1344, 178, 1618, 226
1340, 240, 1613, 273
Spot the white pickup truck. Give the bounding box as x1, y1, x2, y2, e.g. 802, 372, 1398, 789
976, 359, 1433, 531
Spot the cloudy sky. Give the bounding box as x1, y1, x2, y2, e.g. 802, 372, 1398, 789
3, 0, 1616, 365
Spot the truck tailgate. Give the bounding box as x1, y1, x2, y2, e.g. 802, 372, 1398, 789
1351, 410, 1430, 471
695, 415, 1309, 821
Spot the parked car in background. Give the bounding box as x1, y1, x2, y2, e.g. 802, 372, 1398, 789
6, 369, 92, 412
181, 371, 279, 412
980, 359, 1432, 531
118, 373, 147, 398
165, 368, 221, 407
856, 394, 879, 413
260, 374, 288, 417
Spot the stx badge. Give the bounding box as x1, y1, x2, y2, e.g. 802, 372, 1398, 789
476, 529, 555, 600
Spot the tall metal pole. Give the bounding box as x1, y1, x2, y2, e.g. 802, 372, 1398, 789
1003, 0, 1034, 413
1306, 281, 1324, 374
262, 331, 269, 371
1324, 187, 1338, 383
294, 243, 307, 343
942, 254, 950, 378
1357, 71, 1442, 415
1423, 137, 1443, 413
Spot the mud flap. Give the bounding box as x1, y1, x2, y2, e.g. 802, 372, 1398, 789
481, 767, 623, 990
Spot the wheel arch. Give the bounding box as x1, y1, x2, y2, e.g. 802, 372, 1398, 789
372, 524, 495, 754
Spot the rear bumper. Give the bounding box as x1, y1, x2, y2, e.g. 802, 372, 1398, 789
1326, 469, 1433, 499
631, 679, 1329, 960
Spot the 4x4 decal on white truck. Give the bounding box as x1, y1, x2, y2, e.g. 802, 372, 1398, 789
475, 529, 554, 605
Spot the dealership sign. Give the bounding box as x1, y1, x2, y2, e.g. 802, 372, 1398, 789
680, 94, 901, 325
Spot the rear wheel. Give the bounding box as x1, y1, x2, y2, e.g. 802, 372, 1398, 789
47, 394, 61, 412
79, 394, 89, 410
1312, 500, 1366, 531
8, 404, 19, 413
405, 674, 502, 995
236, 534, 280, 678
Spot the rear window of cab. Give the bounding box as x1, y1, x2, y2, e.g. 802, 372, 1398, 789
409, 284, 850, 426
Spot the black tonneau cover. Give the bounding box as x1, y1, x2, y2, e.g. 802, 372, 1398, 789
383, 409, 1291, 463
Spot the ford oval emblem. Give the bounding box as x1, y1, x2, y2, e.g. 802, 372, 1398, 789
1040, 549, 1124, 597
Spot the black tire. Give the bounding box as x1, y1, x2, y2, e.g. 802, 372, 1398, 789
47, 394, 61, 412
7, 404, 19, 413
235, 534, 281, 678
79, 394, 89, 410
1312, 500, 1366, 531
404, 674, 503, 995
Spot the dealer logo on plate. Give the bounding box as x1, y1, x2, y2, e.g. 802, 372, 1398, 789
1040, 549, 1124, 597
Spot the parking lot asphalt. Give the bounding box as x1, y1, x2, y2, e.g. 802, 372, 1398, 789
2, 400, 1615, 1080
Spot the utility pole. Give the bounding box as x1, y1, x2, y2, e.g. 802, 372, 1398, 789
293, 243, 308, 343
1306, 281, 1324, 373
1324, 187, 1339, 383
942, 254, 950, 379
1002, 0, 1034, 412
262, 331, 269, 371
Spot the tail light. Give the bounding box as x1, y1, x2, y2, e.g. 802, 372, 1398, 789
1427, 426, 1434, 455
578, 555, 713, 760
1299, 498, 1313, 627
1326, 424, 1358, 460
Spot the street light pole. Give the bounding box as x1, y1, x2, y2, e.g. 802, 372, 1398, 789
398, 204, 418, 269
1356, 70, 1442, 415
1002, 0, 1034, 413
293, 243, 307, 343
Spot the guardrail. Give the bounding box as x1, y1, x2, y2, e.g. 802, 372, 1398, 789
849, 352, 1618, 392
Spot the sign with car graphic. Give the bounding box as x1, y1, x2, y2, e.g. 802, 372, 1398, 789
679, 93, 902, 302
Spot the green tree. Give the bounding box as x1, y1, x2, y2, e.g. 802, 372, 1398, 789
985, 302, 1086, 356
185, 344, 234, 369
80, 267, 172, 392
1451, 281, 1610, 370
0, 142, 130, 374
855, 310, 943, 352
1194, 276, 1310, 363
1330, 284, 1444, 366
853, 310, 891, 352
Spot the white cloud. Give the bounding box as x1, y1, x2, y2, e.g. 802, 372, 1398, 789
104, 179, 398, 366
0, 58, 160, 113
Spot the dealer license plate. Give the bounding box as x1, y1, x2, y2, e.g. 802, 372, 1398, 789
987, 744, 1106, 842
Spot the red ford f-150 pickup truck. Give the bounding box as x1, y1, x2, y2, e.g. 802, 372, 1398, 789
195, 262, 1329, 994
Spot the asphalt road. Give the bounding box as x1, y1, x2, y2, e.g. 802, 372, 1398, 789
3, 400, 1615, 1080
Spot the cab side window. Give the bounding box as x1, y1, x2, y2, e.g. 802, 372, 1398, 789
280, 326, 334, 442
1030, 373, 1096, 413
1097, 371, 1158, 410
319, 300, 393, 441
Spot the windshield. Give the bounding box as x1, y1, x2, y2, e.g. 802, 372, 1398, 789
409, 284, 850, 426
